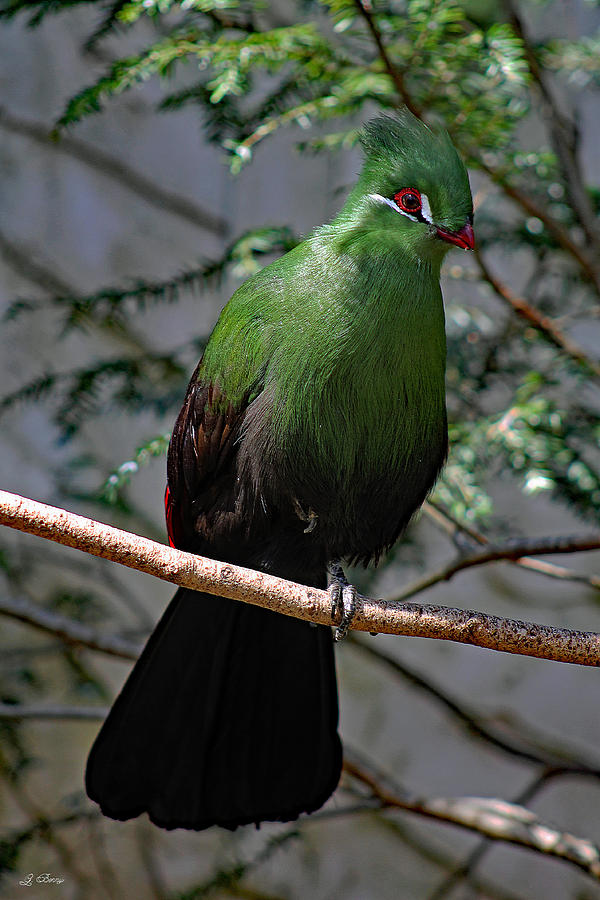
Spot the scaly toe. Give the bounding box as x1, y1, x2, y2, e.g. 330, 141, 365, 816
328, 580, 357, 642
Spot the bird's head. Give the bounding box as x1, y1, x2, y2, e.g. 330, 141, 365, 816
343, 112, 474, 261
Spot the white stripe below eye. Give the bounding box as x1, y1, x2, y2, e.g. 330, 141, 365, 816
420, 193, 433, 224
368, 193, 418, 223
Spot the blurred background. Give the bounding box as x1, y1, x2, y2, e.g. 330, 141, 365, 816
0, 1, 599, 897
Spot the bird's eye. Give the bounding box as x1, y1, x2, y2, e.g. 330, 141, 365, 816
394, 188, 422, 214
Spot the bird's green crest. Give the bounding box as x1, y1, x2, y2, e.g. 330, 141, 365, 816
337, 109, 472, 250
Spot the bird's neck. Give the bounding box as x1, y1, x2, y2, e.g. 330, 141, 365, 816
308, 224, 446, 365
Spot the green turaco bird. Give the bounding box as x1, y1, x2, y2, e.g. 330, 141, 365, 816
86, 110, 474, 831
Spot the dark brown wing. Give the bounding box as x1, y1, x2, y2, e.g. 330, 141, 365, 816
165, 362, 251, 554
166, 361, 327, 583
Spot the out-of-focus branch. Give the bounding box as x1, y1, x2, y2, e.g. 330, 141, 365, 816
0, 105, 227, 236
0, 703, 108, 720
428, 769, 572, 900
0, 747, 92, 891
348, 636, 600, 775
393, 532, 600, 603
343, 750, 600, 880
375, 817, 529, 900
504, 0, 600, 254
0, 809, 100, 884
351, 0, 421, 117
0, 227, 75, 296
475, 249, 600, 376
2, 490, 600, 665
0, 592, 141, 660
476, 159, 600, 294
0, 226, 156, 359
85, 815, 122, 896
424, 501, 600, 591
135, 823, 169, 900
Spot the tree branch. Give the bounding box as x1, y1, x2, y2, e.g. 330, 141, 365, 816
351, 0, 421, 117
0, 105, 227, 236
475, 249, 600, 376
375, 818, 530, 900
343, 750, 600, 880
427, 769, 581, 899
504, 0, 600, 254
0, 703, 108, 720
475, 157, 600, 295
424, 501, 600, 591
0, 747, 93, 891
392, 532, 600, 603
1, 490, 599, 665
0, 592, 141, 660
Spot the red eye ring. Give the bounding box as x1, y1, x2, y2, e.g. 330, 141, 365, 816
394, 188, 422, 214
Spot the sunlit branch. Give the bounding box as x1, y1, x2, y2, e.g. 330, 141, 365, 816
1, 490, 600, 666
344, 749, 600, 880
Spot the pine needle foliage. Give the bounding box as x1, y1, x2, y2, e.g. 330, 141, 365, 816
2, 227, 298, 334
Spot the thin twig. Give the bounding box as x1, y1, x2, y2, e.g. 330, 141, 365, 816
504, 0, 600, 253
343, 749, 600, 880
0, 809, 101, 881
348, 636, 600, 775
0, 592, 141, 660
427, 769, 562, 900
136, 823, 169, 900
86, 815, 121, 900
351, 0, 421, 117
0, 226, 158, 359
424, 501, 600, 590
376, 816, 529, 900
392, 533, 600, 603
0, 703, 108, 720
1, 489, 600, 665
0, 105, 227, 236
174, 803, 381, 900
0, 227, 76, 295
475, 249, 600, 376
475, 158, 600, 294
0, 747, 93, 892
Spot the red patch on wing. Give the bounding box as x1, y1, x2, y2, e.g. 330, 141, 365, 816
164, 484, 178, 548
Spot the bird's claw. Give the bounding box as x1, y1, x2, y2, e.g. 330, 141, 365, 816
328, 563, 357, 642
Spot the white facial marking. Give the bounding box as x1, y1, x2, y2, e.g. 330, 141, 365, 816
420, 193, 433, 224
368, 193, 419, 223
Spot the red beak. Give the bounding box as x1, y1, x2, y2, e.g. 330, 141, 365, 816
435, 221, 475, 251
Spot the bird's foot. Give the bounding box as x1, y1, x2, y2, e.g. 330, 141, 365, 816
328, 562, 357, 642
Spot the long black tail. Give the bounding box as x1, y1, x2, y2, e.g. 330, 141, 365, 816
85, 589, 342, 831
